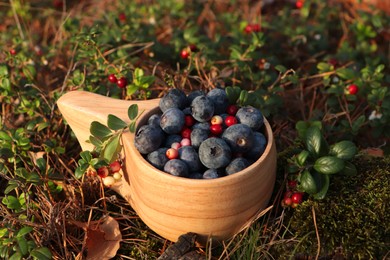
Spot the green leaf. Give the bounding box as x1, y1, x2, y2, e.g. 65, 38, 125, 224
296, 150, 310, 166
0, 130, 12, 141
274, 65, 287, 73
128, 104, 139, 120
314, 156, 345, 174
90, 121, 112, 138
0, 148, 13, 159
340, 161, 358, 176
37, 122, 49, 132
305, 126, 328, 157
4, 181, 19, 194
107, 114, 127, 130
329, 140, 357, 160
0, 65, 9, 76
238, 90, 249, 105
225, 86, 241, 104
129, 121, 137, 133
17, 227, 33, 237
9, 251, 22, 260
2, 195, 21, 210
16, 237, 28, 256
299, 170, 317, 194
102, 134, 121, 163
80, 151, 92, 163
313, 173, 330, 200
126, 84, 139, 96
336, 67, 357, 80
30, 247, 52, 260
75, 163, 88, 179
0, 228, 8, 238
89, 135, 103, 149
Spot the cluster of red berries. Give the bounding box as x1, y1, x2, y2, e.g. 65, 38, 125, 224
92, 161, 123, 187
180, 44, 198, 59
281, 180, 304, 208
165, 104, 239, 160
243, 24, 260, 34
108, 74, 128, 88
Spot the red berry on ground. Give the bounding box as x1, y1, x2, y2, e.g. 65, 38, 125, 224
226, 105, 239, 115
284, 197, 293, 206
347, 84, 359, 95
108, 74, 117, 83
185, 115, 195, 127
180, 49, 190, 59
118, 13, 126, 22
210, 124, 223, 135
117, 77, 128, 88
291, 192, 304, 204
9, 49, 17, 55
296, 0, 304, 9
288, 180, 297, 189
97, 166, 109, 178
181, 128, 192, 139
224, 115, 238, 127
180, 138, 191, 146
210, 115, 223, 125
166, 148, 179, 159
109, 161, 121, 173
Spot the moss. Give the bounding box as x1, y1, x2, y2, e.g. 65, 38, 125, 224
284, 156, 390, 258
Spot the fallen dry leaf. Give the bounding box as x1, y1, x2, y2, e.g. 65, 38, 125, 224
71, 216, 122, 260
361, 148, 384, 157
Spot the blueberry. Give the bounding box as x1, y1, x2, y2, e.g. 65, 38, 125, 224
160, 108, 185, 134
198, 137, 231, 169
135, 125, 165, 154
222, 124, 254, 153
245, 132, 267, 160
164, 159, 189, 177
182, 107, 192, 115
226, 157, 250, 175
187, 90, 205, 104
164, 134, 182, 148
191, 95, 214, 122
178, 146, 202, 172
206, 88, 229, 115
147, 148, 169, 170
148, 113, 161, 127
159, 89, 188, 112
192, 122, 210, 131
203, 169, 219, 179
236, 106, 264, 130
190, 128, 209, 149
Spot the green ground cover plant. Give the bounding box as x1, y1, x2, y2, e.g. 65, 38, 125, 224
1, 0, 389, 259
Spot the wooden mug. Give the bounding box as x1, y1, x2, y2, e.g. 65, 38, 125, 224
57, 90, 277, 244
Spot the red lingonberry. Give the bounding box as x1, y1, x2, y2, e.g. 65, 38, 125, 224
251, 24, 260, 32
244, 24, 253, 34
296, 0, 304, 9
347, 84, 359, 95
284, 190, 293, 199
118, 13, 126, 22
328, 58, 338, 67
210, 124, 223, 135
226, 104, 239, 115
288, 180, 297, 189
181, 128, 192, 139
185, 115, 195, 127
108, 74, 117, 83
189, 44, 197, 52
53, 0, 63, 8
9, 49, 17, 55
180, 49, 190, 59
224, 115, 238, 127
284, 197, 293, 206
109, 161, 121, 173
166, 148, 179, 159
97, 166, 109, 178
171, 142, 181, 150
291, 192, 304, 204
117, 77, 128, 88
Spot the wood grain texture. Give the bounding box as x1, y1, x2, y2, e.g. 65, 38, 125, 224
57, 90, 277, 244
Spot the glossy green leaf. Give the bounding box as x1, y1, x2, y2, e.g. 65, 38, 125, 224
330, 140, 357, 160
16, 237, 28, 256
340, 161, 358, 176
102, 134, 121, 163
1, 78, 11, 92
129, 121, 137, 133
299, 170, 317, 194
0, 65, 8, 76
17, 227, 33, 237
9, 251, 22, 260
2, 195, 21, 210
4, 181, 19, 194
0, 130, 12, 141
126, 84, 139, 96
296, 150, 310, 166
107, 114, 127, 130
0, 148, 13, 159
128, 104, 139, 120
0, 228, 8, 238
90, 121, 112, 138
313, 173, 330, 200
37, 122, 49, 132
89, 135, 103, 149
305, 126, 327, 157
314, 156, 345, 174
336, 67, 357, 80
80, 151, 92, 163
225, 86, 241, 104
30, 247, 52, 260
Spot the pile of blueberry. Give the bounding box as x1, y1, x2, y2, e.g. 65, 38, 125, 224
134, 88, 267, 179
